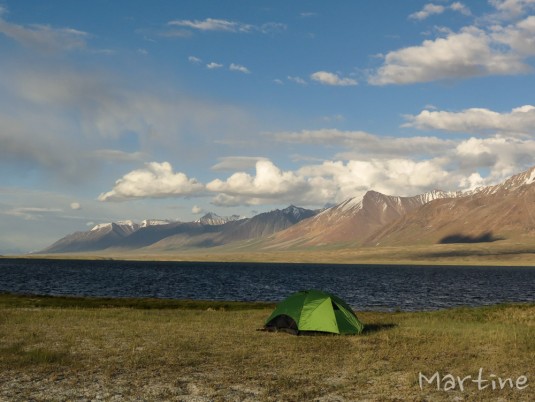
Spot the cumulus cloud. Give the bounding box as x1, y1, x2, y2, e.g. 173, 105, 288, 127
404, 105, 535, 135
455, 135, 535, 183
492, 15, 535, 57
98, 162, 205, 201
298, 159, 452, 200
70, 202, 81, 210
192, 205, 203, 214
369, 26, 530, 85
371, 3, 535, 86
206, 160, 310, 204
310, 71, 357, 86
229, 63, 250, 74
489, 0, 535, 19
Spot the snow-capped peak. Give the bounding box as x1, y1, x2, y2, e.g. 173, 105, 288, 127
90, 220, 138, 234
90, 223, 112, 231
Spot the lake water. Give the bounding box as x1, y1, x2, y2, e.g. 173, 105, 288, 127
0, 258, 534, 311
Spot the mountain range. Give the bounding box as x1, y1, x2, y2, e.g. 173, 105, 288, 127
40, 166, 535, 254
41, 206, 317, 253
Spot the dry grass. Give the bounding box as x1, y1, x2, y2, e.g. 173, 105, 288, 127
0, 296, 533, 401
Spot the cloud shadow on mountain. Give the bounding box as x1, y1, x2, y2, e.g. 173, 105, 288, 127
438, 232, 503, 244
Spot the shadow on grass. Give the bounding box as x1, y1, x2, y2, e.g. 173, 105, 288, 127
259, 323, 398, 336
362, 323, 397, 334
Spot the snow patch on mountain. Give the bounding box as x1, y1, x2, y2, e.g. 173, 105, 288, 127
196, 212, 242, 226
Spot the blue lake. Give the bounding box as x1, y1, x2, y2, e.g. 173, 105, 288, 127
0, 258, 534, 311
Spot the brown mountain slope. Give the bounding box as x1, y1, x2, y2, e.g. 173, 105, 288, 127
263, 190, 458, 249
365, 168, 535, 246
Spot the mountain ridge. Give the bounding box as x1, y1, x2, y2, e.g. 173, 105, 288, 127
40, 206, 318, 253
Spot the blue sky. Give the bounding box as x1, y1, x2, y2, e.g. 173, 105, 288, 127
1, 0, 535, 252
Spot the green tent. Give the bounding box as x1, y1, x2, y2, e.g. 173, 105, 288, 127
264, 289, 364, 335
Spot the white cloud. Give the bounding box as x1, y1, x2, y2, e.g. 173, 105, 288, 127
207, 160, 311, 205
167, 18, 285, 35
450, 2, 471, 16
455, 135, 535, 183
70, 202, 81, 210
310, 71, 357, 86
207, 62, 223, 69
5, 207, 63, 220
168, 18, 252, 33
409, 3, 471, 20
369, 26, 530, 85
0, 15, 88, 52
299, 159, 451, 200
492, 15, 535, 57
188, 55, 202, 63
98, 162, 205, 201
404, 105, 535, 135
229, 63, 250, 74
192, 205, 203, 214
287, 75, 307, 85
93, 132, 535, 207
409, 4, 446, 20
489, 0, 535, 19
273, 78, 284, 85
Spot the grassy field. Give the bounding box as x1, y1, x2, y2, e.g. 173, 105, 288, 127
0, 294, 533, 401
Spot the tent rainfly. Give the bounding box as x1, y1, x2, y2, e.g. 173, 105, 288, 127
264, 289, 364, 335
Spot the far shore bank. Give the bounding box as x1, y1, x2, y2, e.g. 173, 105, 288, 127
4, 241, 535, 266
